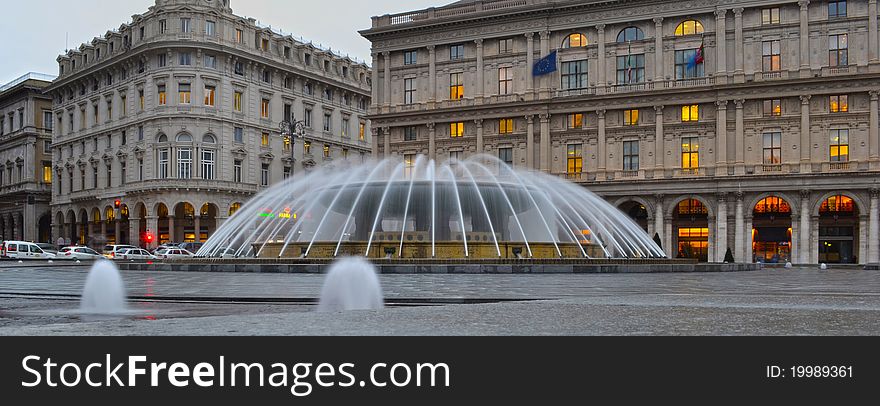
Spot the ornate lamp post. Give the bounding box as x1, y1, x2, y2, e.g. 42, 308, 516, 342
279, 113, 307, 179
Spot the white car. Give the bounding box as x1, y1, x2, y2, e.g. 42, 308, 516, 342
56, 246, 104, 260
103, 244, 138, 259
0, 241, 55, 259
155, 248, 194, 260
117, 248, 157, 260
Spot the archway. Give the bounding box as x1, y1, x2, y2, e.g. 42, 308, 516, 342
174, 202, 196, 243
38, 213, 51, 243
55, 212, 66, 244
104, 206, 116, 245
818, 195, 858, 264
118, 204, 130, 245
66, 210, 78, 245
199, 203, 219, 242
673, 198, 710, 262
752, 197, 792, 263
78, 208, 89, 246
618, 201, 649, 232
156, 203, 170, 244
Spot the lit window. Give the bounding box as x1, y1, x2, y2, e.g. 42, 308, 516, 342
820, 195, 854, 213
204, 86, 215, 107
562, 33, 587, 48
303, 141, 311, 155
829, 34, 848, 67
404, 154, 416, 178
261, 132, 270, 147
499, 118, 514, 134
624, 109, 639, 126
764, 99, 782, 117
261, 99, 270, 118
674, 20, 704, 36
755, 197, 791, 214
681, 137, 700, 169
567, 113, 584, 129
449, 73, 464, 100
234, 91, 242, 112
566, 144, 583, 175
359, 123, 366, 141
678, 199, 708, 215
178, 83, 191, 104
681, 105, 699, 122
498, 67, 513, 95
830, 129, 849, 162
450, 122, 464, 137
762, 40, 781, 72
830, 95, 848, 113
235, 29, 243, 43
42, 163, 52, 184
323, 144, 331, 158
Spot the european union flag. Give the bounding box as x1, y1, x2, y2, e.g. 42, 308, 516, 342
533, 50, 558, 76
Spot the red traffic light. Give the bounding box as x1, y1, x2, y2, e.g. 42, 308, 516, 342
114, 199, 122, 208
144, 231, 154, 243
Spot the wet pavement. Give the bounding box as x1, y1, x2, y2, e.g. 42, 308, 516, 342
0, 262, 878, 335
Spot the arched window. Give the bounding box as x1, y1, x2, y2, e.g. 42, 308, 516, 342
202, 134, 216, 144
176, 133, 193, 143
677, 199, 708, 215
617, 27, 645, 42
157, 134, 168, 143
754, 197, 791, 214
674, 20, 704, 36
820, 195, 855, 214
562, 33, 588, 48
229, 202, 242, 216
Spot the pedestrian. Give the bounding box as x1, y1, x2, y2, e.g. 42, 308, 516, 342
56, 236, 65, 247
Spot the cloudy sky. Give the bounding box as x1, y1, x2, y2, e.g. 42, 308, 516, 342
0, 0, 444, 84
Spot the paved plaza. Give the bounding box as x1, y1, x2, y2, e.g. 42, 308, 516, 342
0, 262, 878, 335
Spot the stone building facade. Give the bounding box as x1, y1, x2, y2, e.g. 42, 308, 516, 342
362, 0, 880, 264
46, 0, 372, 248
0, 73, 55, 243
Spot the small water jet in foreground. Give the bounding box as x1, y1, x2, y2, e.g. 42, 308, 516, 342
80, 260, 128, 315
317, 257, 384, 312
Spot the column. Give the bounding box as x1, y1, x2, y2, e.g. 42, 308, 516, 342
791, 212, 800, 264
654, 196, 665, 251
870, 0, 879, 64
539, 113, 551, 172
168, 216, 175, 243
23, 199, 36, 242
870, 91, 879, 162
715, 9, 727, 78
371, 128, 379, 160
798, 0, 811, 73
475, 119, 484, 155
716, 100, 728, 174
859, 215, 869, 265
653, 17, 664, 81
744, 215, 754, 263
382, 51, 391, 108
146, 216, 158, 249
597, 110, 607, 175
734, 8, 744, 76
130, 217, 141, 247
12, 215, 19, 241
707, 215, 716, 262
427, 123, 436, 161
716, 194, 729, 262
869, 189, 880, 263
596, 24, 606, 90
734, 193, 745, 262
811, 215, 820, 264
370, 53, 379, 109
428, 45, 437, 103
654, 106, 665, 170
101, 220, 107, 242
383, 127, 391, 159
800, 95, 812, 172
194, 215, 201, 243
114, 218, 121, 245
799, 190, 811, 264
475, 39, 484, 100
525, 33, 535, 93
664, 216, 674, 258
526, 115, 535, 169
734, 100, 745, 174
539, 31, 550, 94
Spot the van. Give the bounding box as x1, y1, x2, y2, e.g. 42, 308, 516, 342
0, 241, 55, 259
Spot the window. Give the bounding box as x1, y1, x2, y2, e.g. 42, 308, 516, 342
93, 105, 99, 124
158, 148, 170, 178
205, 20, 215, 36
764, 99, 782, 117
234, 127, 243, 143
42, 162, 52, 184
404, 78, 416, 104
120, 95, 126, 117
180, 18, 191, 33
829, 34, 848, 66
499, 38, 513, 54
498, 147, 513, 168
449, 73, 464, 99
107, 102, 113, 122
43, 111, 54, 131
139, 89, 145, 110
120, 161, 126, 185
303, 141, 311, 155
762, 40, 781, 71
233, 91, 243, 112
624, 109, 639, 126
204, 86, 215, 107
679, 105, 701, 123
284, 46, 291, 59
342, 118, 350, 138
562, 33, 587, 48
261, 132, 270, 148
261, 164, 269, 186
205, 55, 216, 69
499, 118, 514, 134
829, 1, 847, 18
178, 83, 191, 104
450, 44, 464, 60
138, 126, 144, 141
762, 8, 780, 25
681, 137, 700, 169
675, 49, 704, 79
616, 54, 645, 84
830, 95, 848, 113
304, 54, 312, 66
261, 39, 270, 51
158, 54, 167, 68
450, 122, 464, 137
106, 163, 112, 187
323, 144, 331, 158
235, 29, 243, 44
404, 50, 418, 65
623, 141, 640, 171
323, 113, 332, 132
498, 67, 513, 95
617, 27, 645, 42
121, 131, 127, 145
674, 20, 704, 36
567, 144, 583, 175
283, 135, 291, 152
830, 129, 849, 162
179, 52, 191, 66
284, 104, 292, 122
233, 160, 242, 182
359, 122, 366, 141
234, 62, 244, 75
159, 19, 167, 34
763, 132, 782, 164
404, 126, 418, 141
262, 70, 271, 83
197, 149, 214, 180
304, 108, 312, 127
567, 113, 584, 129
404, 154, 416, 178
261, 99, 270, 118
561, 60, 588, 90
303, 82, 313, 95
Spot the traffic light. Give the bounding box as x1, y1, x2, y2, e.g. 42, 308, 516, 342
114, 199, 122, 208
144, 231, 154, 244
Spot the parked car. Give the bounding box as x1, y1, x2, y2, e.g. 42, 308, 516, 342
178, 242, 204, 253
1, 241, 55, 259
56, 246, 104, 260
154, 248, 194, 260
36, 243, 60, 256
116, 248, 157, 260
103, 244, 138, 259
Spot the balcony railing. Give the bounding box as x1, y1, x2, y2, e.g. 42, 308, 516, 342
607, 82, 654, 94
376, 0, 529, 28
829, 161, 852, 171
664, 76, 715, 88
761, 164, 783, 173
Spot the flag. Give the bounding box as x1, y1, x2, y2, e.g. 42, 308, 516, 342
533, 50, 558, 76
625, 41, 633, 83
688, 38, 705, 70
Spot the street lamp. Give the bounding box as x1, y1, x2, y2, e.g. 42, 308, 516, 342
279, 112, 307, 179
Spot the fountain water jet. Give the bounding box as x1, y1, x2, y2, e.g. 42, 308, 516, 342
317, 257, 384, 312
80, 260, 128, 315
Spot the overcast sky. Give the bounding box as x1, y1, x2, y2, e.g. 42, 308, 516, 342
0, 0, 444, 85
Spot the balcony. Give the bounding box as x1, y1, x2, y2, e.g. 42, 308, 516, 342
824, 65, 854, 76
555, 87, 596, 98
828, 161, 852, 171
760, 164, 783, 173
760, 71, 785, 81
607, 82, 654, 94
674, 167, 703, 177
124, 179, 259, 195
663, 76, 715, 89
373, 0, 529, 28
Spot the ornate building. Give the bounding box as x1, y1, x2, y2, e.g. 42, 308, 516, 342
0, 73, 55, 243
362, 0, 880, 264
46, 0, 372, 248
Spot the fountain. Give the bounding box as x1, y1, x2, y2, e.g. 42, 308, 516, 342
317, 257, 384, 312
80, 260, 128, 314
199, 156, 665, 260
